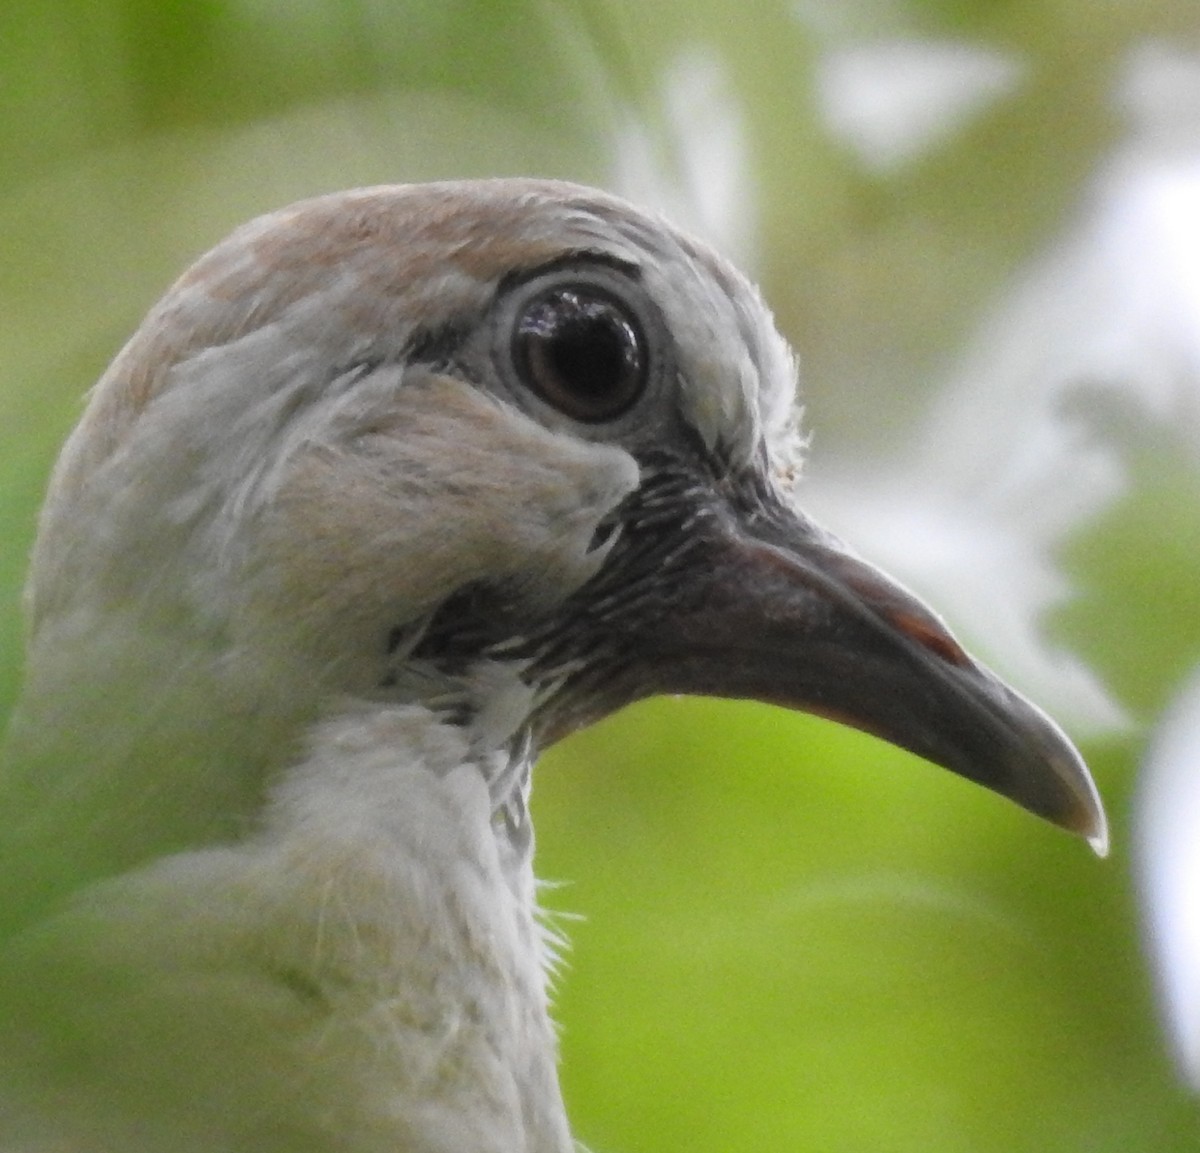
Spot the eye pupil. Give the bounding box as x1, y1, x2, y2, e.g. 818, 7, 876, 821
513, 287, 647, 422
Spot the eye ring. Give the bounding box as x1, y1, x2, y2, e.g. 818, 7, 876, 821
509, 283, 648, 424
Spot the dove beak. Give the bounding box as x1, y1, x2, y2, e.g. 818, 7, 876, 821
636, 499, 1107, 853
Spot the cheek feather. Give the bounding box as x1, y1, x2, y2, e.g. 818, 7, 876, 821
246, 373, 639, 668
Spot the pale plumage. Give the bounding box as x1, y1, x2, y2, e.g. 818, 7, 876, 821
0, 180, 1105, 1152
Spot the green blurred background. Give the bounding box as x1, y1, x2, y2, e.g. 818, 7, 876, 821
4, 1, 1200, 1150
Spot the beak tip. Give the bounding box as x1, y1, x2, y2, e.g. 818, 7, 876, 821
1058, 761, 1109, 858
1009, 702, 1110, 859
1082, 801, 1110, 859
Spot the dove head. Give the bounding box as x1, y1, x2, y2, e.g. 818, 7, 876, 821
4, 180, 1105, 916
28, 181, 796, 716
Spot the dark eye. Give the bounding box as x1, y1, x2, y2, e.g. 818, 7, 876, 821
511, 286, 648, 423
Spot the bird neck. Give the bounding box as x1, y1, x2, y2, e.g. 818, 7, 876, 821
0, 695, 572, 1151
0, 572, 549, 922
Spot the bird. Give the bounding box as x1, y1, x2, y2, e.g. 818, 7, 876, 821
0, 179, 1106, 1152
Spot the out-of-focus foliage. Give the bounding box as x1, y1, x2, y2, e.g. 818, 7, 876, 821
3, 1, 1200, 1151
